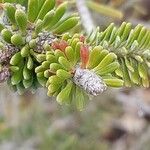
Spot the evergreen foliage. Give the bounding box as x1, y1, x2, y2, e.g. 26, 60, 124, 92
0, 0, 149, 109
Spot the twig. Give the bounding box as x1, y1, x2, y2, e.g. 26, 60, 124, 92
76, 0, 95, 34
87, 1, 124, 20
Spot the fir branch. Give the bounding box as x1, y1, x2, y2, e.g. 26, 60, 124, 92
88, 22, 150, 87
0, 0, 149, 110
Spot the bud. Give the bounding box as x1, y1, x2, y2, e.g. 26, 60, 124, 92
73, 67, 107, 96
51, 40, 68, 52
59, 40, 68, 52
80, 35, 85, 43
51, 41, 60, 50
2, 3, 26, 26
80, 45, 89, 68
56, 0, 64, 5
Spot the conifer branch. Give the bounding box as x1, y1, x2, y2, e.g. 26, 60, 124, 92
88, 22, 150, 87
0, 0, 149, 109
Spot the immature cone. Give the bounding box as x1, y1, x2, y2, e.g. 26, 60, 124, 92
75, 44, 107, 95
73, 67, 107, 96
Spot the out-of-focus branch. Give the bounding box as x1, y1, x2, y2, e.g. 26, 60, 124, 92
127, 18, 150, 29
87, 1, 124, 20
76, 0, 95, 34
117, 89, 150, 116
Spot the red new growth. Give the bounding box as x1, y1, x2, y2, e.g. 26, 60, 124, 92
59, 40, 68, 52
51, 41, 59, 50
80, 45, 89, 69
80, 35, 86, 43
51, 40, 68, 52
56, 0, 63, 5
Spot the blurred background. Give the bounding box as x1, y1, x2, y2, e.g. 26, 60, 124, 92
0, 0, 150, 149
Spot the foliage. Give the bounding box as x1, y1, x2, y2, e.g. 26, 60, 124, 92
0, 0, 79, 95
35, 34, 123, 110
89, 22, 150, 87
0, 0, 149, 109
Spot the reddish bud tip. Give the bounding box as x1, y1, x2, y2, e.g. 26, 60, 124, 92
51, 41, 60, 50
80, 35, 86, 43
56, 0, 63, 5
51, 40, 68, 52
80, 44, 89, 68
59, 40, 68, 52
0, 4, 4, 9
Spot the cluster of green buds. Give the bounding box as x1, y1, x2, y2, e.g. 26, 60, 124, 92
0, 0, 79, 94
35, 34, 123, 110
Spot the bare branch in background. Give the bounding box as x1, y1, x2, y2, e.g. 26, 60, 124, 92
76, 0, 95, 34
